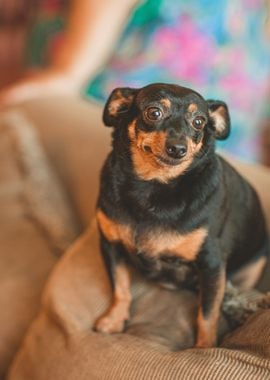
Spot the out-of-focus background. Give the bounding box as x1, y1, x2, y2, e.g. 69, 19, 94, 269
0, 0, 66, 87
0, 0, 34, 87
1, 0, 270, 165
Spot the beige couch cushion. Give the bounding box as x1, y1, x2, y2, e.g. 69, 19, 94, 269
0, 111, 79, 379
8, 220, 270, 380
14, 96, 111, 227
0, 97, 111, 379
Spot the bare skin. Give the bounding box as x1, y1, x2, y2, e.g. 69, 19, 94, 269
0, 0, 138, 106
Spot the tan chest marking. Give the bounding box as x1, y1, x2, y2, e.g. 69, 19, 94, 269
138, 227, 208, 261
96, 209, 134, 251
97, 209, 207, 262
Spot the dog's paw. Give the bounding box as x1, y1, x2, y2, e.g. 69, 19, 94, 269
195, 336, 216, 348
94, 314, 128, 334
195, 342, 214, 349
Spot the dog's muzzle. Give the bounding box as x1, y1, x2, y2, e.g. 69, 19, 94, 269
165, 139, 187, 159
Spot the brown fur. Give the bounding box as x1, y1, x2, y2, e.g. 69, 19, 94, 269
209, 106, 227, 136
96, 209, 134, 251
95, 264, 132, 333
138, 228, 208, 261
108, 90, 133, 117
97, 208, 207, 262
187, 103, 198, 113
128, 121, 200, 184
160, 98, 172, 108
196, 270, 226, 347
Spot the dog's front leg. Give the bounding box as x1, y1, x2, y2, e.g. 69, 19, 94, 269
94, 237, 132, 334
196, 246, 226, 348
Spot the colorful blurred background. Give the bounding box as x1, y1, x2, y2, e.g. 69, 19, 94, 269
0, 0, 66, 87
1, 0, 270, 164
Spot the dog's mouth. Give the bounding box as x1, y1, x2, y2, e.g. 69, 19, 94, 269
155, 154, 182, 166
142, 145, 184, 167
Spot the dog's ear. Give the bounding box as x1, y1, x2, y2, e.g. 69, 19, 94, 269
103, 87, 138, 127
207, 100, 230, 140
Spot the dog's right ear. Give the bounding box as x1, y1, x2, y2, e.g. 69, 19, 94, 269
207, 100, 230, 140
103, 87, 138, 127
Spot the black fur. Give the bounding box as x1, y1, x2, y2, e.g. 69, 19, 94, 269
96, 83, 269, 345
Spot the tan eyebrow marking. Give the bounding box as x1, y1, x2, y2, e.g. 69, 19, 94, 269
187, 103, 198, 113
160, 98, 171, 108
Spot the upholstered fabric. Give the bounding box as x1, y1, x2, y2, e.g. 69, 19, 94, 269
0, 97, 269, 379
8, 221, 270, 380
15, 96, 111, 227
0, 110, 79, 378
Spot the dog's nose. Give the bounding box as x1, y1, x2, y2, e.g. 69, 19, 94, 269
166, 141, 187, 159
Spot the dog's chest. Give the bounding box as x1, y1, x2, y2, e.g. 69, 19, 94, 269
97, 209, 207, 262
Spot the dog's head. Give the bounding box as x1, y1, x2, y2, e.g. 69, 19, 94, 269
103, 83, 230, 183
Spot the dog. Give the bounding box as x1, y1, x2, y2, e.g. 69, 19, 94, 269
95, 83, 269, 348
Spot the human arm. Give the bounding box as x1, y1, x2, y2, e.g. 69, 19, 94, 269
0, 0, 139, 106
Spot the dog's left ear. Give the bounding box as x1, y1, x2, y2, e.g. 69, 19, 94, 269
103, 87, 138, 127
207, 100, 231, 140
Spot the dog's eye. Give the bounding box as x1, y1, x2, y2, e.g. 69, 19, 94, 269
145, 107, 163, 121
192, 116, 205, 130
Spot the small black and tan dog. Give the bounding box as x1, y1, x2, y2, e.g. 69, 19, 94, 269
95, 83, 268, 348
